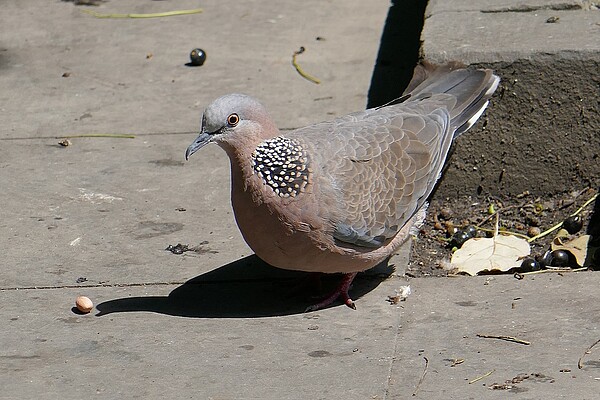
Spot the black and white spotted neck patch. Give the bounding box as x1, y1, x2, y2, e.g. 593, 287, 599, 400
251, 137, 311, 197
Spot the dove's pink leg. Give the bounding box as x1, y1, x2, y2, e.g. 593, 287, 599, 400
305, 272, 358, 312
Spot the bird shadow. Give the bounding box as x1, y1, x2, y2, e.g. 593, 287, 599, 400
585, 189, 600, 269
366, 0, 428, 108
95, 255, 394, 318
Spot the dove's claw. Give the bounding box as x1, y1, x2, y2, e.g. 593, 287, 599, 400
305, 272, 357, 312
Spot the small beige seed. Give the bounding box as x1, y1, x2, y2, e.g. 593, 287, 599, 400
75, 296, 93, 313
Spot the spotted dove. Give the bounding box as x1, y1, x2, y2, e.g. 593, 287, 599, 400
186, 62, 500, 310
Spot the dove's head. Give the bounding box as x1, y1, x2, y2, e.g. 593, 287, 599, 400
185, 94, 277, 160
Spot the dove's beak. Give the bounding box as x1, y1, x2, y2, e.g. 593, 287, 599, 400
185, 131, 212, 160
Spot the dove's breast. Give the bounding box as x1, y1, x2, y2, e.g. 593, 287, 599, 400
222, 133, 411, 273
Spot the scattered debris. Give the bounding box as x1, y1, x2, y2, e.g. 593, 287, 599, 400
292, 47, 321, 84
411, 189, 598, 277
412, 356, 429, 396
546, 16, 560, 23
175, 207, 187, 212
528, 193, 597, 243
166, 241, 217, 255
476, 334, 530, 345
489, 373, 553, 390
387, 285, 411, 304
578, 338, 600, 369
450, 358, 464, 367
166, 243, 189, 255
468, 369, 495, 384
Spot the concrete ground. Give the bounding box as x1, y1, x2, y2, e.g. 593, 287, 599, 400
1, 0, 599, 399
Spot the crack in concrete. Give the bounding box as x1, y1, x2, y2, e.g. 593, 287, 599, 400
482, 2, 597, 13
0, 281, 187, 291
382, 288, 404, 399
0, 275, 345, 291
0, 131, 198, 141
428, 1, 597, 16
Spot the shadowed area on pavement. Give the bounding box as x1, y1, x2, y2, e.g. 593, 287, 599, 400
96, 255, 395, 318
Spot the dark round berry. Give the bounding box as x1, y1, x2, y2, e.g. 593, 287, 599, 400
562, 215, 583, 234
189, 48, 207, 66
475, 229, 489, 238
451, 230, 471, 248
518, 257, 541, 272
551, 250, 570, 267
465, 226, 477, 238
537, 250, 553, 268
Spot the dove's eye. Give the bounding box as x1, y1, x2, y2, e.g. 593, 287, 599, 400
227, 113, 240, 127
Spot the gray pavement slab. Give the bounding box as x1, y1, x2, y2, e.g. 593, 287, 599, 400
0, 0, 388, 139
424, 3, 600, 64
0, 1, 406, 398
2, 0, 600, 399
389, 272, 600, 399
428, 0, 597, 14
1, 279, 404, 399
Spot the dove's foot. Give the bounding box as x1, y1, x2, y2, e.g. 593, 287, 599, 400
305, 272, 358, 312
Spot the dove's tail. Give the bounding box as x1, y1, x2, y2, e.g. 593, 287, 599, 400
404, 61, 500, 136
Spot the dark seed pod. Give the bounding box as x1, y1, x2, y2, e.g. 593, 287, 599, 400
551, 250, 570, 267
465, 226, 477, 238
518, 257, 541, 272
189, 48, 207, 66
475, 229, 488, 238
451, 230, 471, 248
537, 250, 553, 268
562, 215, 583, 234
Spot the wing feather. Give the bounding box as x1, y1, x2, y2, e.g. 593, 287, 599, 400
289, 102, 452, 248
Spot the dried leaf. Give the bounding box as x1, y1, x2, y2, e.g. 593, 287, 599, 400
450, 235, 531, 275
551, 234, 592, 266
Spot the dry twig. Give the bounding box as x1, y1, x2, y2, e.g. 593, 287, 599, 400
476, 334, 530, 345
450, 358, 464, 367
469, 369, 495, 384
412, 357, 429, 396
522, 267, 588, 276
292, 47, 321, 84
81, 8, 203, 18
578, 338, 600, 369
